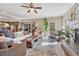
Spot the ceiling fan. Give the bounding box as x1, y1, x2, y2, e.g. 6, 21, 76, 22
21, 3, 42, 13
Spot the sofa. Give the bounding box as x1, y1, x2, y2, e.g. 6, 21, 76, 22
0, 31, 32, 56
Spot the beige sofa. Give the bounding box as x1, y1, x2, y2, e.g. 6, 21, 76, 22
0, 32, 32, 56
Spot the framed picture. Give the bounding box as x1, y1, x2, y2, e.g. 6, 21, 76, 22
70, 11, 75, 20
75, 6, 79, 19
69, 9, 75, 21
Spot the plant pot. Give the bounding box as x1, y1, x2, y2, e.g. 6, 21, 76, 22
66, 37, 70, 42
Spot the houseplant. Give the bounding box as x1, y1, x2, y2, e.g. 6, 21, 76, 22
43, 18, 49, 37
65, 30, 73, 42
44, 18, 48, 32
59, 30, 73, 42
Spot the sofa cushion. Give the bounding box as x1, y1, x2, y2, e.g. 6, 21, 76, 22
14, 31, 24, 38
7, 40, 13, 47
0, 42, 8, 49
0, 37, 8, 49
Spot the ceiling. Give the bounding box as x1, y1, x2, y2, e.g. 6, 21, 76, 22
0, 3, 75, 19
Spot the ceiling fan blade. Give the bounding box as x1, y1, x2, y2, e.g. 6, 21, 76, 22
34, 10, 38, 13
21, 5, 30, 8
27, 9, 31, 13
23, 3, 29, 6
34, 7, 42, 9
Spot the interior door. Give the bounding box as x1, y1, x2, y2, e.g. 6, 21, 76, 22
50, 22, 55, 34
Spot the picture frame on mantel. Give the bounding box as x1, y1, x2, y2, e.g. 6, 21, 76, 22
75, 6, 79, 19
69, 8, 76, 21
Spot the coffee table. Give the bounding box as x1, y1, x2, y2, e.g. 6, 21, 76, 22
26, 37, 33, 48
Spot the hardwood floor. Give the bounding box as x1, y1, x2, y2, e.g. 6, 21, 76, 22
26, 44, 66, 56
26, 38, 79, 56
26, 38, 66, 56
66, 40, 79, 56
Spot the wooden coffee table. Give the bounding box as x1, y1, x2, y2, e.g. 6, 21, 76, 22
26, 35, 40, 48
26, 37, 33, 48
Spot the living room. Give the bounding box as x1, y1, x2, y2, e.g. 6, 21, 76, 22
0, 3, 79, 56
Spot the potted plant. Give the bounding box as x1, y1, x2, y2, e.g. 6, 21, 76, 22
43, 18, 49, 37
44, 18, 48, 32
65, 30, 73, 42
58, 30, 73, 42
